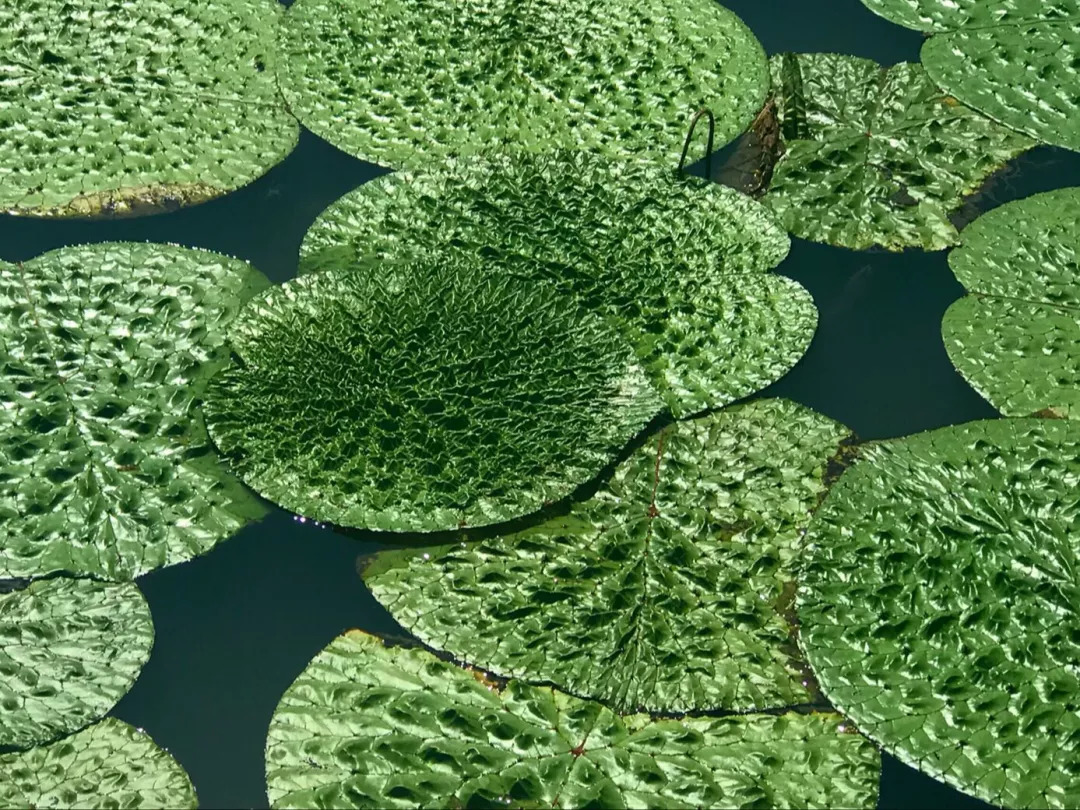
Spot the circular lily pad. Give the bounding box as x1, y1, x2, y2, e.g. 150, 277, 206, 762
0, 0, 298, 217
0, 718, 197, 809
203, 255, 663, 532
762, 52, 1034, 251
301, 151, 814, 419
364, 398, 853, 714
0, 577, 152, 750
799, 417, 1080, 809
943, 187, 1080, 420
265, 630, 881, 809
278, 0, 767, 168
0, 243, 270, 580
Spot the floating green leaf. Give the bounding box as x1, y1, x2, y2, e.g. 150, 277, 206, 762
0, 717, 197, 808
364, 399, 852, 714
0, 577, 152, 749
204, 255, 662, 532
942, 188, 1080, 420
301, 151, 813, 419
0, 0, 298, 217
861, 0, 1080, 151
0, 243, 270, 580
278, 0, 767, 169
761, 52, 1034, 251
799, 417, 1080, 809
266, 630, 880, 810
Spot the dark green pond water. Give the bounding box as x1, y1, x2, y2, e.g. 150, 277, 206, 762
2, 0, 1079, 807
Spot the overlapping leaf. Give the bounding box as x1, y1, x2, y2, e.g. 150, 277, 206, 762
204, 256, 662, 532
0, 0, 298, 217
300, 151, 813, 419
265, 630, 880, 809
942, 188, 1080, 420
799, 418, 1080, 808
364, 399, 853, 714
761, 52, 1034, 251
0, 243, 269, 580
278, 0, 767, 169
0, 718, 197, 808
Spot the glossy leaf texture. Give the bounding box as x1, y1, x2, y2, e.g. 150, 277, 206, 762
300, 151, 813, 419
0, 243, 270, 580
0, 717, 197, 809
799, 418, 1080, 809
861, 0, 1080, 151
942, 187, 1080, 419
278, 0, 767, 169
204, 256, 663, 533
0, 0, 298, 217
0, 578, 152, 749
364, 399, 853, 714
265, 630, 880, 810
761, 53, 1034, 251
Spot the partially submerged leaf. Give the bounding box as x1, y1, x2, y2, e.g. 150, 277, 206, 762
265, 630, 880, 809
300, 151, 814, 419
799, 417, 1080, 808
0, 718, 197, 809
0, 578, 152, 749
0, 243, 270, 580
278, 0, 767, 168
942, 187, 1080, 419
760, 52, 1034, 251
0, 0, 298, 217
365, 399, 854, 714
204, 255, 663, 532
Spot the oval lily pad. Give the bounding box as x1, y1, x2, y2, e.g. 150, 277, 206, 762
0, 577, 152, 749
942, 187, 1080, 420
760, 52, 1034, 251
364, 398, 854, 714
0, 0, 298, 217
265, 630, 880, 809
203, 255, 663, 532
0, 243, 270, 580
278, 0, 767, 168
861, 0, 1080, 152
300, 151, 814, 419
0, 718, 197, 809
799, 417, 1080, 809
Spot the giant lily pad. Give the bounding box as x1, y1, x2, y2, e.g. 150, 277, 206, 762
0, 0, 298, 217
0, 577, 152, 749
203, 255, 663, 532
0, 718, 197, 808
942, 187, 1080, 420
278, 0, 767, 169
300, 151, 814, 419
761, 52, 1034, 251
265, 630, 880, 809
364, 398, 853, 714
0, 243, 269, 580
799, 417, 1080, 808
860, 0, 1080, 152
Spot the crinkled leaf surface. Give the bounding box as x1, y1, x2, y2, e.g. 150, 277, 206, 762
300, 151, 813, 419
0, 577, 152, 749
799, 418, 1080, 809
364, 399, 852, 714
0, 718, 197, 809
0, 243, 270, 580
942, 187, 1080, 420
265, 630, 880, 810
0, 0, 298, 217
278, 0, 766, 169
204, 256, 662, 532
762, 52, 1034, 251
